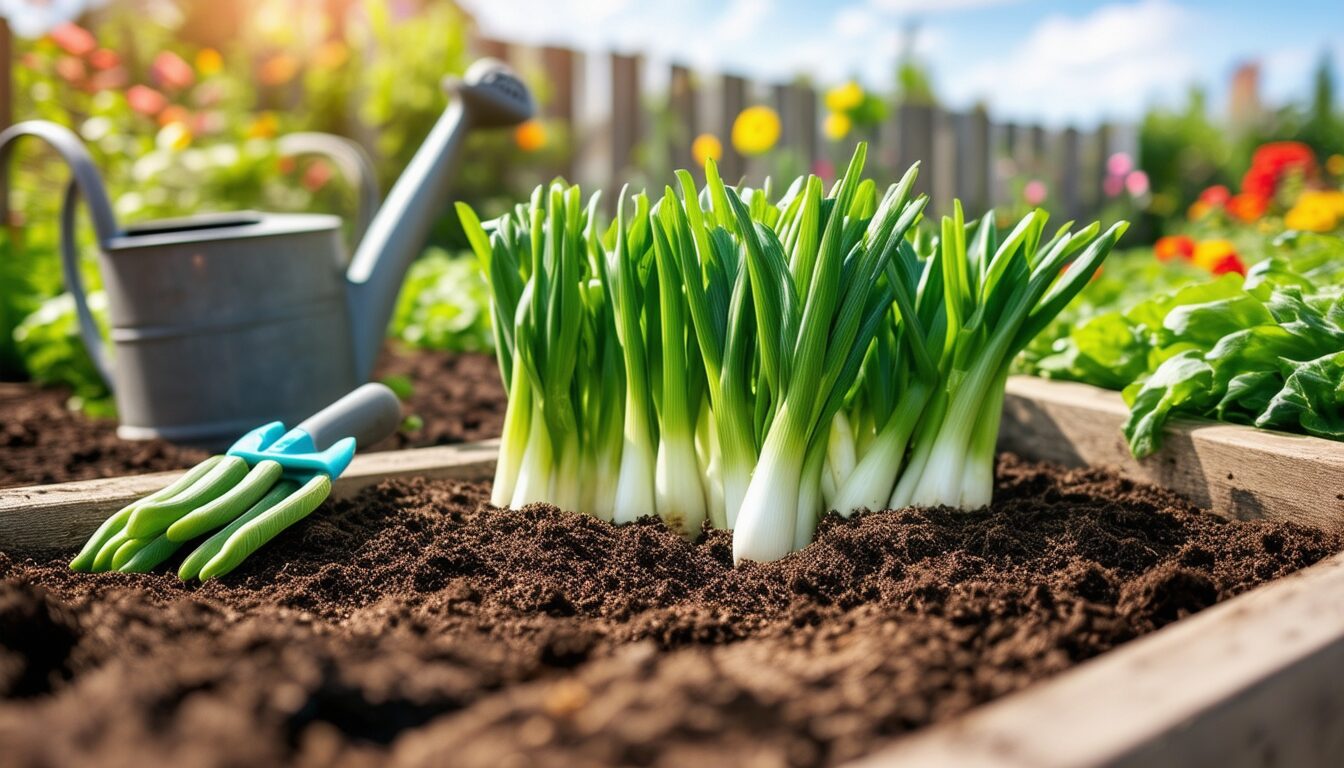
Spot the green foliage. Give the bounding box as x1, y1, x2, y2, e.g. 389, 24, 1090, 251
1020, 233, 1344, 454
389, 248, 493, 353
13, 291, 115, 416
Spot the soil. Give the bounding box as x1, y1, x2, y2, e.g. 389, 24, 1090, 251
0, 455, 1336, 767
0, 347, 505, 489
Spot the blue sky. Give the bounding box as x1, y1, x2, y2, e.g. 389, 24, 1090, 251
459, 0, 1344, 126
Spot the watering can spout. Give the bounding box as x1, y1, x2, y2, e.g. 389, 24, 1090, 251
346, 58, 533, 381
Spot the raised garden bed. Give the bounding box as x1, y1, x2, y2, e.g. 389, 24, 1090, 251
2, 375, 1342, 767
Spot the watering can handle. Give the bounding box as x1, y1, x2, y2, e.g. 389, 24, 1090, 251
275, 132, 379, 248
0, 121, 119, 389
59, 180, 117, 388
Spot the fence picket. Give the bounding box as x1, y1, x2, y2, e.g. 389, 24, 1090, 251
463, 41, 1119, 220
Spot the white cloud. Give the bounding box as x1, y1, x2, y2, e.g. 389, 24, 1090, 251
946, 0, 1197, 125
717, 0, 772, 43
869, 0, 1021, 13
834, 5, 877, 39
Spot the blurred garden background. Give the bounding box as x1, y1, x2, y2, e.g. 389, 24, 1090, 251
2, 0, 1342, 416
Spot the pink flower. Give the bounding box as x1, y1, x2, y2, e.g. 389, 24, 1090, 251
1103, 175, 1124, 198
49, 23, 95, 56
1107, 152, 1133, 177
811, 159, 835, 181
127, 84, 168, 116
1125, 170, 1149, 197
151, 51, 195, 90
1023, 179, 1048, 206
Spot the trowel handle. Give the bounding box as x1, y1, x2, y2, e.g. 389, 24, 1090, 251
295, 383, 403, 451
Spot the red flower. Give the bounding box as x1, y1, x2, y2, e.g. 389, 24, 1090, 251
1154, 235, 1196, 262
127, 85, 168, 117
49, 23, 96, 57
1198, 185, 1231, 207
151, 51, 195, 90
1241, 166, 1277, 199
1242, 141, 1317, 198
1211, 254, 1247, 276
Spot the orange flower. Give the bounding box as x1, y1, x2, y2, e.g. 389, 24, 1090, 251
49, 23, 96, 57
514, 120, 546, 152
157, 105, 190, 128
313, 40, 350, 70
126, 85, 168, 117
151, 51, 195, 90
1192, 239, 1237, 272
1187, 200, 1213, 221
1153, 235, 1195, 262
691, 133, 722, 167
259, 53, 300, 86
1225, 193, 1267, 222
195, 48, 224, 77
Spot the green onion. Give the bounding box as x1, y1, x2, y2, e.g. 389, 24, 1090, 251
456, 142, 1123, 564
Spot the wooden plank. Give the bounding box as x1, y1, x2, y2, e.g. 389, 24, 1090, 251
668, 64, 698, 175
473, 36, 510, 63
896, 104, 935, 204
1057, 127, 1082, 220
541, 45, 578, 180
718, 73, 747, 182
998, 376, 1344, 533
854, 549, 1344, 768
955, 108, 991, 216
0, 440, 499, 552
609, 52, 641, 189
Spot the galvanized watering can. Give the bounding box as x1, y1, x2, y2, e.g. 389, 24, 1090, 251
1, 59, 533, 445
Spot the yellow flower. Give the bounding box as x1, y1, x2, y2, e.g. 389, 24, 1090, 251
825, 81, 863, 113
195, 48, 223, 76
731, 105, 780, 157
691, 133, 722, 167
1327, 154, 1344, 178
1295, 189, 1344, 216
156, 121, 192, 151
247, 112, 279, 139
1284, 195, 1339, 233
514, 119, 546, 152
1191, 239, 1236, 271
823, 112, 851, 141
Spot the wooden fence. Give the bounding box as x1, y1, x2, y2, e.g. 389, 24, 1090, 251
477, 37, 1133, 221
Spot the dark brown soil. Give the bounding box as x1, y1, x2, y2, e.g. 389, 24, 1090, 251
0, 455, 1336, 767
0, 347, 505, 489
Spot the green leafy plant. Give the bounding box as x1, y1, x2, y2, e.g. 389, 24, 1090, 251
459, 144, 1123, 563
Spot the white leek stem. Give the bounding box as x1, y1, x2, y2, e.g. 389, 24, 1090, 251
733, 409, 805, 564
834, 382, 931, 515
793, 437, 827, 551
613, 397, 656, 524
510, 401, 553, 507
491, 366, 531, 506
